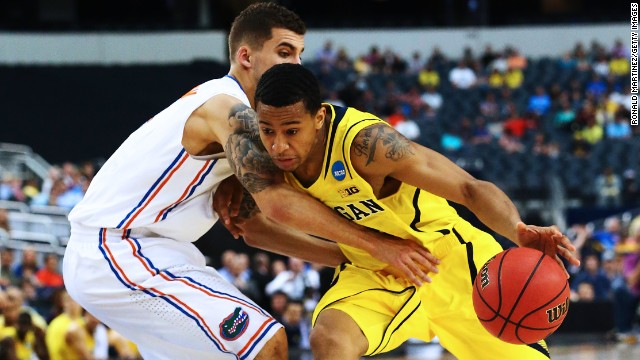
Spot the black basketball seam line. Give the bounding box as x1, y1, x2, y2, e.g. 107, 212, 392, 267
479, 314, 563, 331
473, 248, 512, 322
514, 280, 569, 343
497, 251, 546, 339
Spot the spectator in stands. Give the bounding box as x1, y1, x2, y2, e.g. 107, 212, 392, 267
315, 40, 337, 68
0, 311, 49, 360
605, 113, 632, 139
470, 116, 493, 145
486, 68, 504, 88
0, 248, 19, 288
557, 51, 577, 70
506, 46, 527, 71
35, 253, 64, 289
0, 209, 10, 242
281, 300, 310, 350
11, 247, 39, 281
1, 286, 47, 332
527, 86, 552, 116
571, 253, 611, 302
553, 97, 577, 132
21, 179, 40, 204
250, 252, 274, 309
419, 85, 442, 111
448, 60, 477, 89
609, 53, 630, 84
0, 174, 26, 203
268, 290, 290, 324
504, 67, 524, 89
480, 44, 499, 72
46, 290, 107, 360
594, 167, 623, 208
427, 46, 447, 68
440, 126, 465, 154
585, 72, 608, 99
417, 61, 441, 89
488, 52, 508, 74
331, 47, 351, 71
531, 132, 559, 158
228, 252, 261, 302
215, 249, 236, 284
265, 257, 320, 302
572, 116, 603, 157
407, 51, 424, 75
478, 92, 500, 122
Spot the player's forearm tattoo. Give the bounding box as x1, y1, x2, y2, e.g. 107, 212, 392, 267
353, 124, 414, 165
225, 105, 280, 193
237, 189, 261, 219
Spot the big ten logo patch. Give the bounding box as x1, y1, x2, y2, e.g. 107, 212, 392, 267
338, 186, 360, 198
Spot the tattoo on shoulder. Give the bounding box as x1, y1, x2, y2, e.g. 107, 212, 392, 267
352, 124, 414, 165
237, 189, 261, 219
225, 107, 280, 194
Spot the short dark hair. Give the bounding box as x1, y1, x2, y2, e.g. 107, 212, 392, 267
228, 3, 306, 62
255, 63, 322, 115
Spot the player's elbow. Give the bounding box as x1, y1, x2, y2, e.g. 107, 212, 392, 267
459, 179, 488, 206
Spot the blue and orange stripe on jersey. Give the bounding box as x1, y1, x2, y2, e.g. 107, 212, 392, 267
154, 159, 217, 222
117, 149, 189, 229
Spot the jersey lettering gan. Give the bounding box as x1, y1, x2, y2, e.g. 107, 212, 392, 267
68, 76, 245, 242
284, 105, 462, 271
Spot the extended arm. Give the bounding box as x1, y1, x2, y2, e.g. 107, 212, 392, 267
350, 123, 580, 274
215, 176, 347, 267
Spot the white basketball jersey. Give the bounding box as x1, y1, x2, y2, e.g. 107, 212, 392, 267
69, 76, 247, 242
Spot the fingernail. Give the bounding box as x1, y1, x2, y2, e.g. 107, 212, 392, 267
432, 267, 439, 273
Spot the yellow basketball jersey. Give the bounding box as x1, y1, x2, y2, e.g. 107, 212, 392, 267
284, 105, 462, 270
46, 314, 94, 360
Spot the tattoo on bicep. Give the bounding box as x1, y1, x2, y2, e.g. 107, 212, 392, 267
228, 104, 261, 142
237, 189, 261, 219
353, 124, 414, 165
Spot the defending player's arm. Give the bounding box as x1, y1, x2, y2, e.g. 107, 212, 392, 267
349, 123, 580, 274
213, 176, 347, 267
223, 104, 439, 286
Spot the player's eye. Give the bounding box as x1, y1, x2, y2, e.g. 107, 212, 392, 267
261, 128, 273, 135
286, 129, 298, 135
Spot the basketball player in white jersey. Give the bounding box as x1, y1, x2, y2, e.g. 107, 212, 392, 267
64, 3, 438, 360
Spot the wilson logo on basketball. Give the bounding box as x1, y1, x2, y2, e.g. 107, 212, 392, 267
479, 256, 496, 290
546, 297, 569, 323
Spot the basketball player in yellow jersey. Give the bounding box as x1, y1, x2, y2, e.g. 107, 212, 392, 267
244, 64, 581, 360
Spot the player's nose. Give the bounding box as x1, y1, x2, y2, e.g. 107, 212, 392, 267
271, 136, 289, 152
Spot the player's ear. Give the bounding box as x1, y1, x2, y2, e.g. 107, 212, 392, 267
237, 46, 251, 69
314, 106, 326, 130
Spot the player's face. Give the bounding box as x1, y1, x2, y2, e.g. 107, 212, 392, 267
252, 28, 304, 82
257, 101, 325, 173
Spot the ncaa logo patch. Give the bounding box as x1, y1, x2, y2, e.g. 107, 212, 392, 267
331, 161, 346, 181
219, 307, 250, 340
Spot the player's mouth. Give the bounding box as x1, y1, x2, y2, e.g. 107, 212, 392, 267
273, 157, 297, 169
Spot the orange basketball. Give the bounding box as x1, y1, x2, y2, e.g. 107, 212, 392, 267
472, 247, 570, 344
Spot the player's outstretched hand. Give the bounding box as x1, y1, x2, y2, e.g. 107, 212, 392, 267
516, 221, 581, 278
212, 176, 245, 239
368, 236, 440, 286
